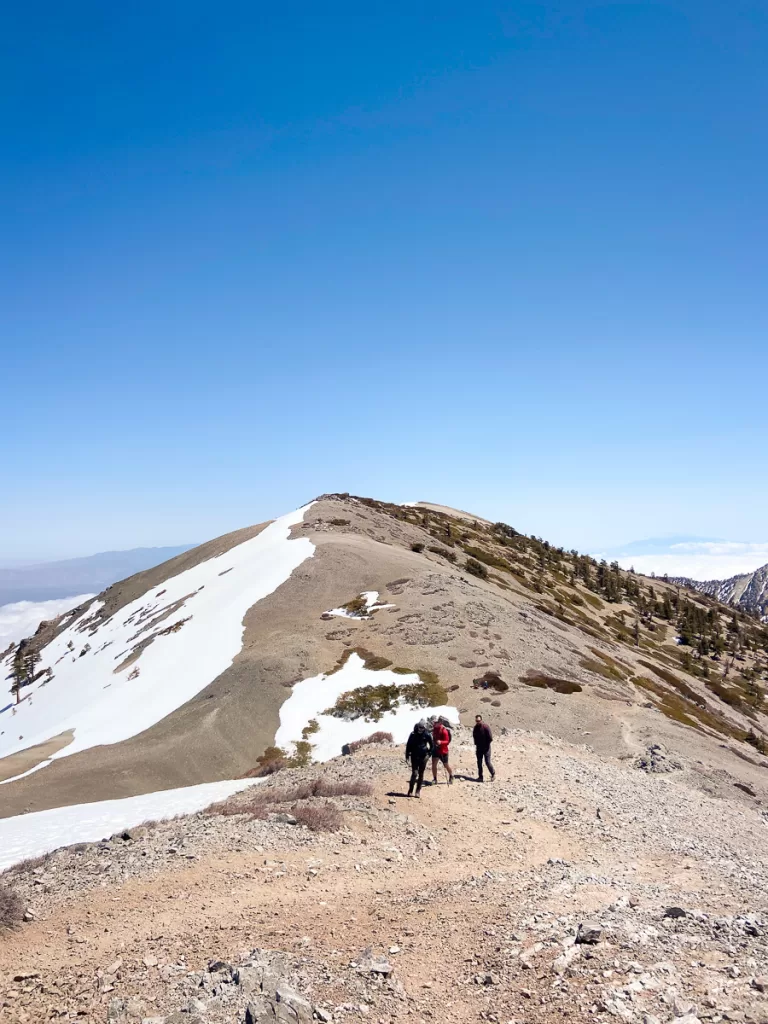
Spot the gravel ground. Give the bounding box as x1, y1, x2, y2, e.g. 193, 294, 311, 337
1, 733, 767, 1024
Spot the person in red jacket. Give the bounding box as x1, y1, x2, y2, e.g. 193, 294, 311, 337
431, 717, 454, 785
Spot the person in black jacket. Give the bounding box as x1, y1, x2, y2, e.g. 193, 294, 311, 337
473, 714, 495, 782
405, 720, 433, 798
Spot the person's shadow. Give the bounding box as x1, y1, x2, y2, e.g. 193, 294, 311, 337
453, 773, 482, 783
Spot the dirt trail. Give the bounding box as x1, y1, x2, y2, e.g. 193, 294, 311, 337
1, 736, 767, 1024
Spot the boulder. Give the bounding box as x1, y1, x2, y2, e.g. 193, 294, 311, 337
576, 922, 602, 945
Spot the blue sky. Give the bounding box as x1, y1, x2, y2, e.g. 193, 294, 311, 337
2, 2, 766, 566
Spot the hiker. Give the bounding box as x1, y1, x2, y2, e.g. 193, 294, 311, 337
473, 714, 495, 782
405, 719, 433, 798
431, 716, 454, 785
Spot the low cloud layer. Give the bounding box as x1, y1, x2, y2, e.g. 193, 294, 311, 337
612, 541, 768, 582
0, 595, 94, 652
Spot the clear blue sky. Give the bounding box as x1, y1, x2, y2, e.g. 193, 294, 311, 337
2, 2, 766, 561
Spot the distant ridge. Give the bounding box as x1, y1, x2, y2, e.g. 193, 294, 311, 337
670, 563, 768, 620
0, 546, 195, 606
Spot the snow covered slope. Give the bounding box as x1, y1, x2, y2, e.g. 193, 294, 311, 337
0, 778, 255, 872
670, 562, 768, 621
0, 505, 314, 770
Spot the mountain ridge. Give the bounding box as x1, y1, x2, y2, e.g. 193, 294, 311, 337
0, 545, 196, 607
669, 562, 768, 621
1, 492, 766, 822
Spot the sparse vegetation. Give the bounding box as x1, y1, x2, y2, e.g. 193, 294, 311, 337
473, 670, 509, 693
324, 669, 448, 721
465, 558, 488, 580
347, 731, 393, 753
328, 647, 393, 675
521, 672, 582, 694
341, 595, 368, 616
428, 545, 457, 562
410, 542, 425, 553
0, 883, 24, 931
292, 802, 342, 831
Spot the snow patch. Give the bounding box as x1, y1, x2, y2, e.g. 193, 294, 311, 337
324, 591, 395, 619
0, 505, 315, 766
275, 653, 459, 763
0, 778, 256, 872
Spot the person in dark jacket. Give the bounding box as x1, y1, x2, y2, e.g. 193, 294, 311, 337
405, 720, 433, 797
472, 714, 495, 782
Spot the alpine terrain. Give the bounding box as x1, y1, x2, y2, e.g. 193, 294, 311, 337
670, 565, 768, 623
1, 494, 767, 1024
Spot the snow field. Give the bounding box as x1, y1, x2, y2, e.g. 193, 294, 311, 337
275, 653, 459, 763
0, 505, 315, 767
0, 778, 256, 873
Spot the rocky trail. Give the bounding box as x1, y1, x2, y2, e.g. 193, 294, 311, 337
1, 729, 767, 1024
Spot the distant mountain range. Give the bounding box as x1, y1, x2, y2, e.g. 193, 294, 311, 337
0, 546, 195, 607
670, 563, 768, 620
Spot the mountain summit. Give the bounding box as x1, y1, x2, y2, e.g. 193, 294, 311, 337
1, 494, 766, 823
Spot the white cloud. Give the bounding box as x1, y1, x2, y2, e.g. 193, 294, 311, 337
0, 595, 95, 652
617, 544, 768, 582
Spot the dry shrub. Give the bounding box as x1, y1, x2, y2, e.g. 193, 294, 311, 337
313, 779, 373, 798
0, 884, 24, 931
292, 802, 342, 832
347, 731, 393, 753
207, 777, 372, 818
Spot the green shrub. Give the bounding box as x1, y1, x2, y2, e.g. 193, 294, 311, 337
342, 595, 368, 616
324, 669, 448, 722
462, 545, 509, 571
521, 672, 582, 695
465, 558, 488, 580
301, 718, 320, 739
428, 545, 457, 562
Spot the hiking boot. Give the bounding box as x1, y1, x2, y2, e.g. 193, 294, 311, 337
448, 775, 454, 785
414, 791, 421, 799
490, 772, 496, 782
478, 776, 484, 783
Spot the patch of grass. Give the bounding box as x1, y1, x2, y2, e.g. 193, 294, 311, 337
328, 647, 393, 674
631, 676, 744, 740
579, 649, 627, 682
410, 542, 425, 553
521, 672, 582, 694
428, 545, 457, 562
462, 545, 510, 572
465, 558, 488, 580
581, 592, 605, 610
706, 679, 747, 711
342, 595, 368, 616
638, 659, 706, 707
0, 884, 24, 931
745, 728, 768, 755
328, 518, 350, 526
301, 719, 320, 740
